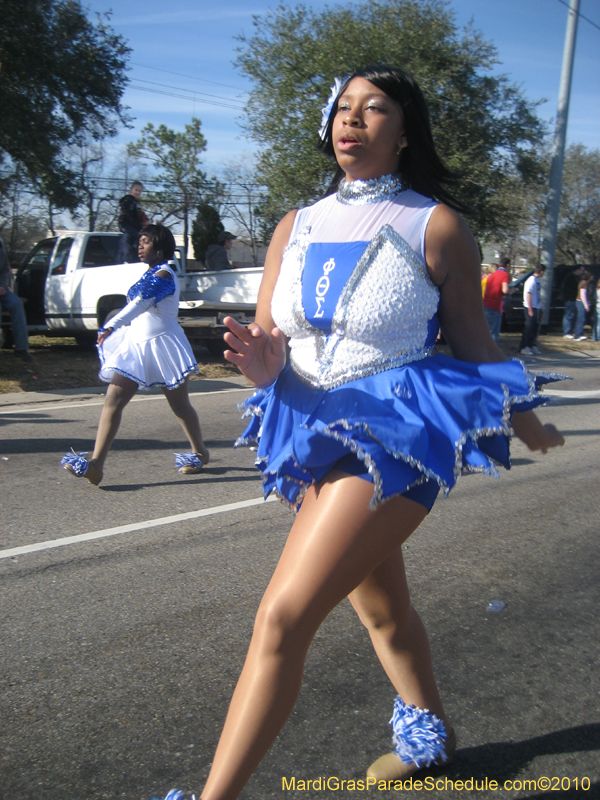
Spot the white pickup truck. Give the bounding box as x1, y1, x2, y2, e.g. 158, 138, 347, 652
6, 231, 263, 354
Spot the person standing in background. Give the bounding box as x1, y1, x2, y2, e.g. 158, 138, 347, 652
482, 258, 511, 343
592, 274, 600, 342
562, 265, 584, 338
573, 269, 591, 341
117, 181, 148, 263
519, 264, 545, 355
481, 266, 490, 298
205, 231, 237, 270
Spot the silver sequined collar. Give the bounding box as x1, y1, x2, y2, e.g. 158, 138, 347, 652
336, 173, 406, 205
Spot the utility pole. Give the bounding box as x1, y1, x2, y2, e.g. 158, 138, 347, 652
539, 0, 580, 326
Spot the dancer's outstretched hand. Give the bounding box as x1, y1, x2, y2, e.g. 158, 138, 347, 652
512, 412, 565, 453
96, 327, 114, 346
537, 423, 565, 453
223, 316, 286, 388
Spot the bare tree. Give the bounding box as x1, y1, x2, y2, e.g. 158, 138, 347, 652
556, 144, 600, 264
0, 164, 47, 256
218, 157, 265, 262
70, 140, 118, 232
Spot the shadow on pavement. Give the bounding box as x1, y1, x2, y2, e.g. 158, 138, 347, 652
450, 722, 600, 783
99, 468, 260, 492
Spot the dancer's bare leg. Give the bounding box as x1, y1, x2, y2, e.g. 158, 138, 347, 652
90, 373, 139, 470
200, 471, 430, 800
162, 378, 209, 463
349, 551, 449, 728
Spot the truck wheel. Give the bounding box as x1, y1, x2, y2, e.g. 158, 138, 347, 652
74, 332, 97, 349
103, 307, 124, 326
1, 327, 14, 349
205, 338, 227, 358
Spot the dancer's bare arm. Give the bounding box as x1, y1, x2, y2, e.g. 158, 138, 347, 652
426, 204, 564, 454
224, 210, 296, 387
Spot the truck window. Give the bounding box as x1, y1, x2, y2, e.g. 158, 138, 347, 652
24, 239, 56, 269
15, 239, 56, 321
82, 236, 120, 268
50, 238, 74, 275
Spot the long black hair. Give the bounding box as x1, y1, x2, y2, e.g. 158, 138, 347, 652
319, 65, 466, 212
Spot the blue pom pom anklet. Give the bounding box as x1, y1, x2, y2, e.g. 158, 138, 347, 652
151, 790, 190, 800
151, 790, 194, 800
175, 451, 207, 474
60, 448, 103, 485
366, 696, 455, 781
391, 696, 449, 766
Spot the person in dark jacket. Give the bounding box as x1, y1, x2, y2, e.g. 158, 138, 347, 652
117, 181, 148, 263
205, 231, 237, 270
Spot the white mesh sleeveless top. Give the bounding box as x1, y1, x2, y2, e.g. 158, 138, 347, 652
271, 178, 440, 389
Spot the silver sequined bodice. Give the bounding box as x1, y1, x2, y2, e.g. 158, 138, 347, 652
271, 181, 440, 390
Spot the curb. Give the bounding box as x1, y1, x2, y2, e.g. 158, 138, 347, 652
0, 375, 251, 410
1, 348, 596, 410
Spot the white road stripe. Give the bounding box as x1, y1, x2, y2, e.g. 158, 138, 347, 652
544, 389, 600, 398
0, 495, 276, 560
0, 387, 251, 415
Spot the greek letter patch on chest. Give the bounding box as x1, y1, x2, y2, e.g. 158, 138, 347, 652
302, 241, 368, 332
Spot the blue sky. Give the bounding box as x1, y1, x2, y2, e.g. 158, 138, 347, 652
91, 0, 600, 173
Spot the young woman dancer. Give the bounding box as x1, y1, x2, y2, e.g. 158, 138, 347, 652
61, 223, 209, 485
164, 66, 564, 799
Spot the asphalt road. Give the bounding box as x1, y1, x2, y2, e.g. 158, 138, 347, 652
0, 351, 599, 800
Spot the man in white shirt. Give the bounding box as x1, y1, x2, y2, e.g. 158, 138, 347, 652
519, 264, 545, 356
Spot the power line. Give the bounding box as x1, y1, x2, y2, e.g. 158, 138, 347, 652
556, 0, 600, 32
130, 61, 249, 94
0, 182, 266, 205
129, 83, 245, 111
132, 78, 246, 109
0, 172, 265, 192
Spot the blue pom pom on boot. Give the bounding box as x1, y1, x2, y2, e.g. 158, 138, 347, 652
367, 696, 456, 781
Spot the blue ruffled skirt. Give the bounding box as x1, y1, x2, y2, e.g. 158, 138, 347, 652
236, 355, 565, 511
